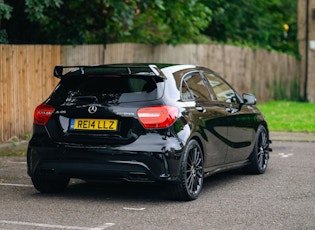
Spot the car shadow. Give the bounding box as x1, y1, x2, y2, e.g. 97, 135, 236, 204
30, 169, 249, 203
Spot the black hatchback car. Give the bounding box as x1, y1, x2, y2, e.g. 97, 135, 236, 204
27, 64, 271, 201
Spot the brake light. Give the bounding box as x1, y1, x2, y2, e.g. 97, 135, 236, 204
137, 106, 178, 129
34, 104, 55, 126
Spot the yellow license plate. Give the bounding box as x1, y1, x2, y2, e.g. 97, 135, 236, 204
70, 119, 118, 131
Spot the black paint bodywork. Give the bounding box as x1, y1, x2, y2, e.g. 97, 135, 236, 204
27, 64, 269, 183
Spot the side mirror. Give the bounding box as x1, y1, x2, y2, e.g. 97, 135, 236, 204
242, 93, 256, 105
54, 65, 63, 78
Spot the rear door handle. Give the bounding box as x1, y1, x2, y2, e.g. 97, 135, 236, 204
226, 107, 233, 113
196, 105, 206, 113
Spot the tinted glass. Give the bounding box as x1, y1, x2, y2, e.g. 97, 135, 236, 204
204, 72, 235, 102
181, 80, 194, 100
48, 75, 158, 105
182, 73, 210, 101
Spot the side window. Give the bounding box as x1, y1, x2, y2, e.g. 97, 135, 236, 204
181, 73, 210, 101
181, 80, 194, 100
204, 72, 236, 102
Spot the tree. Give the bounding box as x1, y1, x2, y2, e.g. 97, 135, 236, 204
1, 0, 298, 56
201, 0, 298, 55
1, 0, 62, 43
2, 0, 212, 45
0, 0, 12, 43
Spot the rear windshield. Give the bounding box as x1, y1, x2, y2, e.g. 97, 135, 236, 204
48, 75, 159, 105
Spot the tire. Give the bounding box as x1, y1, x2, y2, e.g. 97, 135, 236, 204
169, 139, 204, 201
245, 125, 270, 174
31, 171, 69, 193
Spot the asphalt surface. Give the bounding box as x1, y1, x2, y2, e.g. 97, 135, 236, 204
0, 132, 314, 230
0, 141, 314, 230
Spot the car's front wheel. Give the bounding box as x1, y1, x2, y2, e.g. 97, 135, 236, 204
31, 171, 69, 193
169, 139, 204, 201
245, 125, 270, 174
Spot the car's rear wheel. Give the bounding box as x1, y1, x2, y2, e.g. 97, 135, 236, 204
169, 139, 204, 201
245, 125, 269, 174
31, 171, 69, 193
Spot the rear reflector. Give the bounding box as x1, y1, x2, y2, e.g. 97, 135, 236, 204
137, 106, 178, 129
34, 104, 55, 126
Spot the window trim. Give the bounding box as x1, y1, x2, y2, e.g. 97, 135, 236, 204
180, 71, 213, 102
201, 71, 242, 103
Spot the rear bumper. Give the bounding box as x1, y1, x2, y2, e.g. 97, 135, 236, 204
27, 135, 185, 183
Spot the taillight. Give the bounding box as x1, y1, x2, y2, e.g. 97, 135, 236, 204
137, 106, 178, 129
34, 104, 55, 126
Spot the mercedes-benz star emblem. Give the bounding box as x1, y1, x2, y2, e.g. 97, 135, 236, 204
88, 105, 97, 114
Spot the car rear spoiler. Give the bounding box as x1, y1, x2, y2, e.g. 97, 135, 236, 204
53, 64, 167, 79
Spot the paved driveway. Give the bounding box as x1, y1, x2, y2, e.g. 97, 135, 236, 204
0, 141, 314, 230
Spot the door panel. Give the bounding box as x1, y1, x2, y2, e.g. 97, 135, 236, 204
224, 105, 257, 163
181, 72, 228, 167
202, 102, 229, 167
201, 70, 255, 164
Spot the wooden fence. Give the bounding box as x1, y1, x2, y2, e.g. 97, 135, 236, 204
0, 45, 61, 143
0, 43, 300, 142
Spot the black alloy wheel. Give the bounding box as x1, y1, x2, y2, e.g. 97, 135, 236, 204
169, 139, 204, 201
245, 125, 269, 174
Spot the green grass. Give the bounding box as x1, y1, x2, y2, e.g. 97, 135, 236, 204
0, 148, 26, 157
0, 142, 28, 157
257, 101, 315, 132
